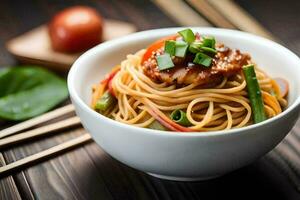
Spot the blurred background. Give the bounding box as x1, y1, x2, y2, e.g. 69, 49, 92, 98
1, 0, 300, 67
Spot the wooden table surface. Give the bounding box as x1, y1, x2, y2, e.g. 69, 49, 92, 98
1, 0, 300, 199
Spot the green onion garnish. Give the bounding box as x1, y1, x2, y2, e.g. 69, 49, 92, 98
193, 52, 212, 67
202, 37, 216, 48
178, 29, 195, 44
156, 53, 174, 70
175, 41, 189, 57
189, 42, 202, 54
170, 109, 192, 126
165, 40, 176, 56
200, 46, 217, 55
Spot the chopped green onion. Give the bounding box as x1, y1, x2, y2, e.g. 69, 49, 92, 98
200, 46, 217, 55
189, 42, 202, 54
170, 109, 192, 126
148, 120, 167, 131
193, 52, 212, 67
156, 53, 174, 71
175, 41, 189, 57
95, 91, 116, 112
202, 37, 216, 48
178, 29, 195, 44
165, 40, 176, 56
242, 64, 266, 123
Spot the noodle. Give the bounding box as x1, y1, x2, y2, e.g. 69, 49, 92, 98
92, 49, 286, 132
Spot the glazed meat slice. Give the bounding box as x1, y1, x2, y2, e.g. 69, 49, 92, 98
142, 43, 251, 85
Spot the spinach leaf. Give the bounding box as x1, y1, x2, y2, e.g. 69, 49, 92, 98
0, 66, 68, 121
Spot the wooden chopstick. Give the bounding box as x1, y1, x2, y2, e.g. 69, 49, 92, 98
186, 0, 236, 29
0, 104, 75, 139
151, 0, 211, 26
0, 133, 92, 177
0, 116, 81, 149
206, 0, 276, 40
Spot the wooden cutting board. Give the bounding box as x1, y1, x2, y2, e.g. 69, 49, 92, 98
6, 19, 136, 71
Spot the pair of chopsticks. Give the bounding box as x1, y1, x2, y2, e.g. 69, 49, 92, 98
153, 0, 276, 41
0, 104, 92, 177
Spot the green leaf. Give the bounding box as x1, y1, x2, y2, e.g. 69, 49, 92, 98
0, 66, 68, 121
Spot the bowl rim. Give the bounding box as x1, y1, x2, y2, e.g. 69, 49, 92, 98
68, 27, 300, 138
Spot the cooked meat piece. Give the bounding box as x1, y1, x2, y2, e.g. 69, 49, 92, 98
142, 43, 251, 85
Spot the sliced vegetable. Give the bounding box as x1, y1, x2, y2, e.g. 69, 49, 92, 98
164, 40, 176, 56
142, 34, 178, 63
100, 66, 120, 84
146, 107, 193, 132
0, 67, 68, 121
243, 64, 266, 123
148, 120, 167, 131
95, 91, 116, 112
170, 109, 192, 126
202, 37, 216, 49
156, 54, 174, 70
193, 52, 213, 67
189, 42, 202, 54
178, 29, 195, 44
175, 41, 189, 57
91, 82, 107, 108
200, 46, 217, 55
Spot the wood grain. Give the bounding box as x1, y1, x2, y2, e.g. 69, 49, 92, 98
0, 104, 75, 139
0, 153, 21, 200
0, 116, 81, 149
0, 133, 91, 177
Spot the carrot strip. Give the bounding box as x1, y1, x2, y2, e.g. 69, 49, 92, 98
92, 65, 121, 108
101, 65, 121, 84
270, 79, 281, 98
262, 91, 282, 114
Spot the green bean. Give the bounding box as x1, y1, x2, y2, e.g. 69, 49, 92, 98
170, 109, 192, 126
95, 91, 116, 112
243, 64, 267, 123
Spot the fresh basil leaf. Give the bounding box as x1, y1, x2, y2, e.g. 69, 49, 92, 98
0, 66, 68, 121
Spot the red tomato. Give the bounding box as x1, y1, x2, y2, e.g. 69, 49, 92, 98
142, 34, 178, 63
48, 6, 103, 53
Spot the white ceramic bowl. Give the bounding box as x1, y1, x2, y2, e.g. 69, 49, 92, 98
68, 28, 300, 181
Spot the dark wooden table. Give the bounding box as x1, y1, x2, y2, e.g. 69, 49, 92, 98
1, 0, 300, 199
